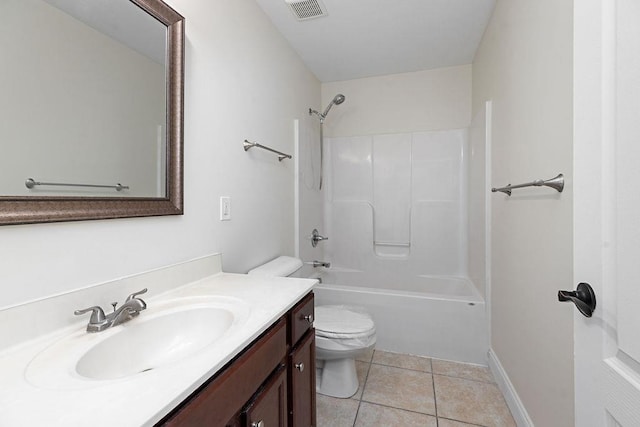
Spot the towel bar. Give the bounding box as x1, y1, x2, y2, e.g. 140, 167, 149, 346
243, 140, 291, 161
25, 178, 129, 192
491, 174, 564, 196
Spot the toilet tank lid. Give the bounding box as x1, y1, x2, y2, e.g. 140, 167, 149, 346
315, 305, 376, 336
247, 256, 303, 277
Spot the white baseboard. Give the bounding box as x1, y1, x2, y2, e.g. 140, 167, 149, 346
488, 348, 534, 427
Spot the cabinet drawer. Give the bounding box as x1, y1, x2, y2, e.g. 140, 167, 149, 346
289, 292, 314, 346
159, 317, 287, 426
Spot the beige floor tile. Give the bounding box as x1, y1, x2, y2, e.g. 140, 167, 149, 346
356, 346, 375, 362
434, 375, 516, 427
438, 418, 483, 427
373, 350, 432, 372
316, 394, 360, 427
350, 360, 370, 400
355, 402, 437, 426
362, 364, 436, 415
432, 358, 494, 383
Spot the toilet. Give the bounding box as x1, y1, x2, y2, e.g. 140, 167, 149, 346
248, 256, 376, 398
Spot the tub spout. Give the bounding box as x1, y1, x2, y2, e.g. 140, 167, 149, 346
307, 260, 330, 268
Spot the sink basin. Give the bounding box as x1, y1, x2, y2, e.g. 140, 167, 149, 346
76, 306, 234, 380
25, 296, 250, 389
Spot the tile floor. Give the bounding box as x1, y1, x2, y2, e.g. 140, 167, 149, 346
316, 349, 516, 427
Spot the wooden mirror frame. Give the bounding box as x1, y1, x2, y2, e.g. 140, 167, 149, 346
0, 0, 184, 226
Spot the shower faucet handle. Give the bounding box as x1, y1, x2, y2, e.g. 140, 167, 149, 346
311, 228, 328, 247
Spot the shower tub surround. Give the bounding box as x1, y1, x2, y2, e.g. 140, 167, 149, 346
324, 129, 468, 274
310, 128, 487, 364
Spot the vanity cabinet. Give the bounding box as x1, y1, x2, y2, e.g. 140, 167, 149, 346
157, 292, 315, 427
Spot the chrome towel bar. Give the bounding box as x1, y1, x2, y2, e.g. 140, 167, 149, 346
491, 173, 564, 196
25, 178, 129, 192
243, 139, 292, 161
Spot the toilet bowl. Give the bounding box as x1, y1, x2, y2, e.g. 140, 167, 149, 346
248, 256, 377, 398
314, 305, 376, 398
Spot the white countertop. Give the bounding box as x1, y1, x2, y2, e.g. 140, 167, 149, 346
0, 272, 316, 426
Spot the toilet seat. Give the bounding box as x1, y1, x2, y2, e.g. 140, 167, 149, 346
314, 305, 376, 339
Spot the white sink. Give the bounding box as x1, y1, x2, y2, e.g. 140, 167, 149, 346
76, 306, 234, 380
25, 296, 250, 389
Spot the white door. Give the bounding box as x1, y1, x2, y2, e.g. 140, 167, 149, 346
574, 0, 640, 425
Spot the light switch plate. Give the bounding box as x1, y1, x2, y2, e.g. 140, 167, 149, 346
220, 196, 231, 221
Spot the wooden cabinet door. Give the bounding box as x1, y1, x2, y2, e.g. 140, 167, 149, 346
288, 330, 316, 427
244, 366, 288, 427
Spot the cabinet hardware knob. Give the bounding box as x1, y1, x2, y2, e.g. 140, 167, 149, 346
251, 421, 264, 427
295, 362, 305, 372
302, 314, 313, 323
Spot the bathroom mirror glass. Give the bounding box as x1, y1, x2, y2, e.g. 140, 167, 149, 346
0, 0, 184, 225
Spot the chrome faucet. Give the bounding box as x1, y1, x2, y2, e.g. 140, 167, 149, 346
74, 288, 148, 333
307, 260, 331, 268
311, 229, 328, 247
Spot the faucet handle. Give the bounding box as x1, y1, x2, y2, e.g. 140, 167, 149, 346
125, 288, 148, 302
74, 306, 106, 323
311, 229, 329, 247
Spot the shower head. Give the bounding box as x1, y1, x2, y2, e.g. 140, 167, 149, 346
322, 93, 346, 118
309, 94, 347, 122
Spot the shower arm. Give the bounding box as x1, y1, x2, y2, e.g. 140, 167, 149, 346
309, 108, 324, 123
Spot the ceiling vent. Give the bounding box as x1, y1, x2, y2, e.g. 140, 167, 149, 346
285, 0, 328, 21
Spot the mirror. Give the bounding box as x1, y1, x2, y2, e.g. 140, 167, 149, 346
0, 0, 184, 225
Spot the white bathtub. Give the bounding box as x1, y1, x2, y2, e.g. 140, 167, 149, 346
309, 269, 488, 364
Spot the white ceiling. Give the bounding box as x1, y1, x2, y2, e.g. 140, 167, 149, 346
255, 0, 496, 82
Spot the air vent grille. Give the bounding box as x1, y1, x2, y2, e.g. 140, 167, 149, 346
285, 0, 327, 21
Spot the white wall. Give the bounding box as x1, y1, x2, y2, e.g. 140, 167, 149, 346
320, 65, 472, 137
472, 1, 574, 426
0, 0, 320, 309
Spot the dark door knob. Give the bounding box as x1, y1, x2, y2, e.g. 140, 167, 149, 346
558, 282, 596, 317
